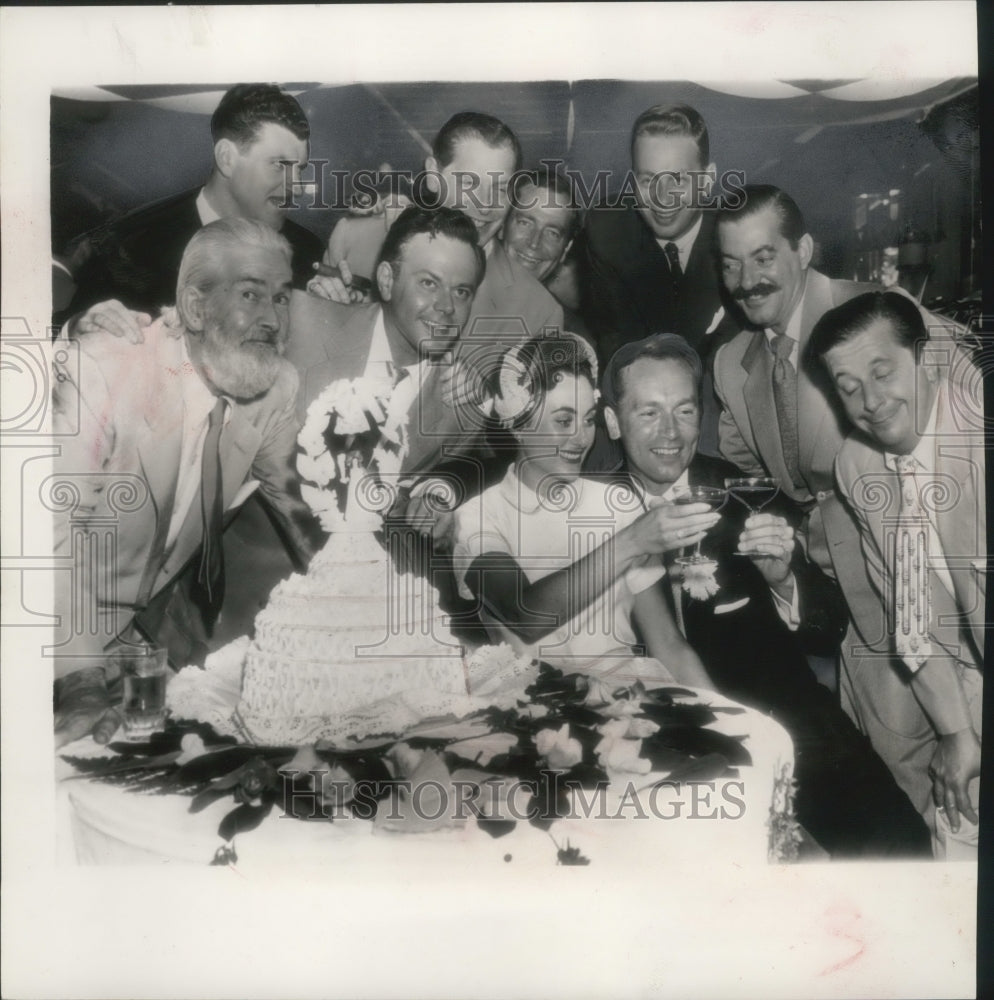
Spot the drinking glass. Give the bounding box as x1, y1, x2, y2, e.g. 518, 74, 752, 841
108, 643, 168, 739
725, 477, 781, 558
724, 477, 780, 514
673, 485, 727, 566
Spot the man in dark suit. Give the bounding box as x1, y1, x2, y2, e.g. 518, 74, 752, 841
580, 104, 729, 453
58, 83, 324, 329
593, 332, 930, 858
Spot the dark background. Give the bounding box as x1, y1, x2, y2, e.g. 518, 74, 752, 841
51, 78, 980, 309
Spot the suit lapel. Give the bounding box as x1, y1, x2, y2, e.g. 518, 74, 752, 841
933, 369, 986, 656
797, 270, 843, 481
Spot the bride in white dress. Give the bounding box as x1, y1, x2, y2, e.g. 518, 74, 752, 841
452, 333, 712, 689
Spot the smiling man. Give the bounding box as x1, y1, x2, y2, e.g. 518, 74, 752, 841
712, 185, 967, 830
581, 105, 724, 363
61, 84, 324, 327
52, 219, 320, 747
594, 332, 930, 858
809, 291, 984, 852
316, 112, 564, 341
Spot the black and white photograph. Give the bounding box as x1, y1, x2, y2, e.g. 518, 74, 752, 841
1, 4, 988, 998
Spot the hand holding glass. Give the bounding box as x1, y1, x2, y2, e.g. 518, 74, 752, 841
673, 486, 727, 565
725, 478, 780, 556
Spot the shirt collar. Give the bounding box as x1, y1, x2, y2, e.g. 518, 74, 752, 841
655, 213, 703, 266
195, 188, 222, 226
764, 277, 806, 346
499, 464, 586, 514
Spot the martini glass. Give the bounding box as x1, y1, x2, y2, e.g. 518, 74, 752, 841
673, 485, 727, 567
725, 477, 780, 557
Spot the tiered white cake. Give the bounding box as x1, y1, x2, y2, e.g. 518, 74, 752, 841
235, 530, 533, 745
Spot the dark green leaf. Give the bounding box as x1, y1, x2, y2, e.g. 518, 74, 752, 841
218, 798, 274, 841
477, 818, 517, 839
662, 753, 735, 783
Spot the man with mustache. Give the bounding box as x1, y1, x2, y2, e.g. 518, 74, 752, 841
712, 185, 958, 817
52, 219, 320, 747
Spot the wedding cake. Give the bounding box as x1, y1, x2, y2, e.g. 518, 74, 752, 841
58, 370, 800, 867
235, 530, 535, 745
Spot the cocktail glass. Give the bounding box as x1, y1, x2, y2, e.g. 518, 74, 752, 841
673, 485, 727, 566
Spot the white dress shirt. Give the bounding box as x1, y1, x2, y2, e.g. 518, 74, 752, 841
654, 213, 703, 271
195, 188, 222, 226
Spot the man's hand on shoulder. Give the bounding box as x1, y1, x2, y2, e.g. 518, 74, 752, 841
70, 299, 156, 344
306, 261, 370, 304
54, 666, 122, 748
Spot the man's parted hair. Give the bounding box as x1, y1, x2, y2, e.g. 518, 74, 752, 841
176, 218, 292, 327
377, 205, 487, 287
630, 104, 710, 166
510, 166, 581, 240
716, 184, 806, 250
432, 111, 523, 171
211, 83, 310, 147
602, 332, 702, 411
806, 290, 929, 370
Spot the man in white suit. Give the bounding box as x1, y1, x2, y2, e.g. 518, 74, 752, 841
808, 291, 984, 850
52, 218, 319, 746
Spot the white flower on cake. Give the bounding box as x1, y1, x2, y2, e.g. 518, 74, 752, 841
297, 371, 410, 532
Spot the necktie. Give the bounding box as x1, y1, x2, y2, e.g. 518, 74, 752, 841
192, 398, 226, 627
663, 241, 683, 280
893, 454, 932, 669
770, 333, 802, 490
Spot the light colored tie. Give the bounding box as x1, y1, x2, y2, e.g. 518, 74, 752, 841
893, 454, 932, 669
770, 333, 802, 490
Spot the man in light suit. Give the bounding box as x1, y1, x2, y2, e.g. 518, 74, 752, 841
207, 207, 482, 613
313, 111, 564, 340
594, 332, 930, 857
52, 219, 319, 746
289, 205, 486, 473
712, 184, 962, 820
808, 291, 984, 848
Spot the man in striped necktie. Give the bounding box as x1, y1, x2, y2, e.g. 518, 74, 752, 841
812, 290, 984, 853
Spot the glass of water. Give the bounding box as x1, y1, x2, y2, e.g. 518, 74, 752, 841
108, 643, 168, 739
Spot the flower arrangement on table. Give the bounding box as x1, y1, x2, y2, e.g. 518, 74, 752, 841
61, 663, 776, 866
297, 369, 412, 532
